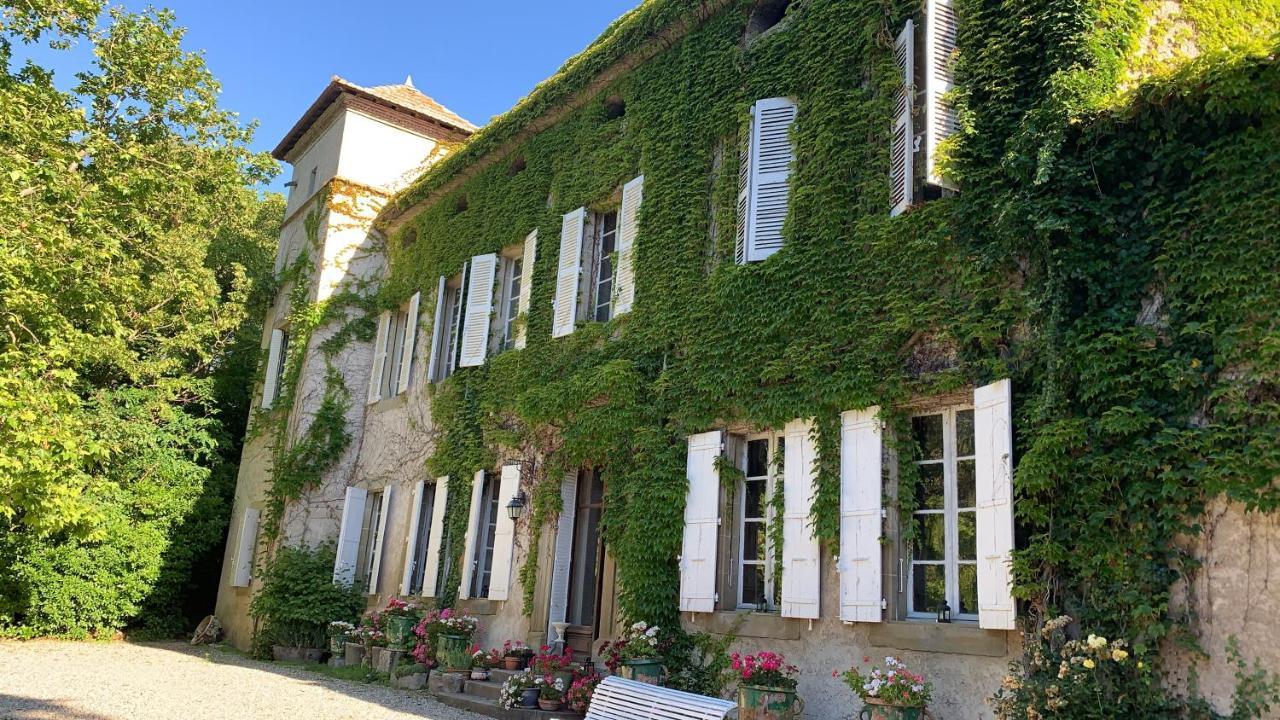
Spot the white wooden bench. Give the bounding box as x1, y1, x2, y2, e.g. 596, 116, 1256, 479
584, 676, 737, 720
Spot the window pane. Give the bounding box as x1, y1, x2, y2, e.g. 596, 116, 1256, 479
958, 564, 978, 615
958, 511, 976, 561
957, 459, 975, 508
912, 564, 946, 615
743, 521, 763, 561
912, 414, 944, 460
915, 463, 944, 509
956, 409, 975, 457
741, 564, 764, 607
912, 514, 945, 561
746, 439, 769, 477
744, 478, 765, 517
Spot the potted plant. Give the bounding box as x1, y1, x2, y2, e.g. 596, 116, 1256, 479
498, 669, 541, 709
246, 543, 364, 664
839, 656, 932, 720
502, 640, 533, 670
381, 598, 422, 650
537, 675, 568, 711
601, 621, 670, 685
733, 651, 803, 720
470, 646, 499, 680
427, 608, 479, 669
567, 671, 603, 713
355, 615, 388, 668
328, 621, 355, 656
530, 645, 576, 685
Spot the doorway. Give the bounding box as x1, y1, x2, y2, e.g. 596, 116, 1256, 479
564, 469, 605, 657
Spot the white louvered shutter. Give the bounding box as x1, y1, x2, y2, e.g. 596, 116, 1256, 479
367, 486, 392, 595
547, 473, 578, 637
839, 408, 883, 623
367, 311, 391, 404
735, 123, 752, 264
552, 208, 586, 338
400, 480, 426, 595
232, 507, 260, 587
333, 486, 368, 585
458, 470, 486, 599
421, 477, 449, 597
261, 329, 284, 409
488, 464, 520, 601
426, 276, 448, 382
745, 97, 797, 262
781, 419, 821, 619
975, 379, 1015, 629
397, 292, 421, 394
459, 253, 497, 367
514, 230, 537, 349
891, 21, 915, 217
613, 175, 643, 315
680, 431, 722, 613
925, 0, 959, 190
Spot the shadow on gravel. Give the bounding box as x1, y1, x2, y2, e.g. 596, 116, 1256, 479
0, 694, 114, 720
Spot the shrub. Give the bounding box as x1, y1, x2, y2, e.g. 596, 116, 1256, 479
249, 543, 364, 654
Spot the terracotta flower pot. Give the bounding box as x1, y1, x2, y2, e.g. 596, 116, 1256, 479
503, 656, 522, 670
739, 685, 803, 720
538, 698, 562, 711
859, 698, 925, 720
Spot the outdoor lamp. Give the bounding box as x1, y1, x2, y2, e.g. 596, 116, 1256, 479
506, 489, 527, 520
936, 600, 952, 624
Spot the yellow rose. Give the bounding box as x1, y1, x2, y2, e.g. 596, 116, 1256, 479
1083, 659, 1096, 669
1112, 649, 1128, 662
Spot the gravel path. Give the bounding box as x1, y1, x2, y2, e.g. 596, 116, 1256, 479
0, 640, 491, 720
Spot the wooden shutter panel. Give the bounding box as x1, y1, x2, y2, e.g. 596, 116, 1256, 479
367, 311, 391, 404
458, 469, 486, 599
396, 292, 421, 395
426, 277, 448, 382
261, 329, 284, 409
421, 477, 449, 597
891, 21, 915, 217
975, 379, 1015, 629
746, 97, 797, 262
547, 473, 578, 637
839, 408, 882, 623
232, 507, 260, 587
400, 480, 426, 595
488, 464, 520, 601
735, 123, 751, 265
514, 230, 537, 349
680, 431, 722, 613
613, 175, 643, 315
925, 0, 959, 190
459, 254, 497, 367
781, 419, 821, 619
552, 208, 586, 338
367, 486, 392, 595
333, 486, 368, 585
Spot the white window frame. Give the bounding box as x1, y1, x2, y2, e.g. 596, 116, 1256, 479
737, 432, 783, 610
907, 405, 978, 621
587, 209, 619, 323
431, 269, 467, 382
356, 489, 386, 591
495, 249, 525, 353
405, 483, 437, 596
264, 327, 289, 408
379, 304, 411, 398
468, 474, 502, 598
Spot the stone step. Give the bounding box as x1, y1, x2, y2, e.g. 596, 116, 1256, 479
464, 678, 503, 701
433, 690, 584, 720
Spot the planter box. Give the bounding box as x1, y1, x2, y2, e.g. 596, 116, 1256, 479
272, 646, 324, 664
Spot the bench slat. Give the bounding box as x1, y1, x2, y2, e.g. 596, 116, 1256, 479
585, 676, 736, 720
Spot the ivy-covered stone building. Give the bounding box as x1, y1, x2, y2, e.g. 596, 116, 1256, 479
217, 0, 1280, 717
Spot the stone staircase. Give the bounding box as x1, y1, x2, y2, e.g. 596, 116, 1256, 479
429, 668, 583, 720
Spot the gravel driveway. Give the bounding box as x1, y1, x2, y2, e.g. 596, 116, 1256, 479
0, 640, 490, 720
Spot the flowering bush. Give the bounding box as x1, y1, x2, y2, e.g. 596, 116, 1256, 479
567, 672, 603, 712
530, 645, 575, 674
498, 669, 539, 709
327, 620, 355, 642
380, 597, 421, 618
537, 675, 568, 701
432, 607, 479, 637
732, 651, 799, 690
503, 639, 534, 658
599, 621, 671, 670
471, 646, 504, 669
839, 656, 931, 708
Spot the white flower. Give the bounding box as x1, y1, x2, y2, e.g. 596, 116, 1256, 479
646, 627, 659, 638
912, 685, 923, 693
632, 621, 647, 631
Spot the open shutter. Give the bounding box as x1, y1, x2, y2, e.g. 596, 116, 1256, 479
458, 470, 486, 599
839, 408, 883, 623
367, 486, 392, 595
746, 97, 797, 262
551, 208, 586, 338
488, 465, 520, 601
400, 480, 426, 595
925, 0, 959, 190
514, 230, 537, 349
613, 175, 643, 315
367, 311, 391, 404
422, 477, 449, 597
426, 277, 447, 382
547, 473, 578, 637
261, 329, 284, 409
735, 122, 752, 264
334, 487, 368, 585
891, 21, 915, 217
680, 431, 722, 613
975, 379, 1015, 629
397, 292, 421, 394
459, 254, 497, 367
231, 507, 260, 587
781, 419, 821, 619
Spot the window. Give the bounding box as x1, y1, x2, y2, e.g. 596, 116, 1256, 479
468, 474, 502, 598
908, 406, 977, 620
368, 294, 420, 403
736, 97, 797, 263
567, 469, 605, 629
405, 483, 437, 595
429, 271, 467, 382
307, 167, 318, 196
355, 489, 386, 591
382, 306, 409, 397
495, 253, 524, 353
589, 211, 618, 322
738, 434, 783, 609
261, 327, 289, 409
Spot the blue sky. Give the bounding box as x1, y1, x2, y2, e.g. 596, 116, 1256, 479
23, 0, 639, 189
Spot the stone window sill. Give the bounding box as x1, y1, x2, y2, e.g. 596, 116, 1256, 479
456, 598, 499, 616
694, 610, 800, 640
368, 392, 408, 414
867, 620, 1009, 657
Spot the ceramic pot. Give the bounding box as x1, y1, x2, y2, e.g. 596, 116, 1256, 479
621, 658, 664, 685
385, 615, 417, 650
436, 633, 470, 670
739, 685, 803, 720
552, 669, 575, 686
538, 698, 562, 711
470, 668, 490, 681
859, 698, 925, 720
520, 687, 541, 708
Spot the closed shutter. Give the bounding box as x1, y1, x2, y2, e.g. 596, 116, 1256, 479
488, 464, 520, 601
231, 507, 260, 588
613, 175, 643, 315
459, 254, 497, 367
261, 329, 284, 409
735, 124, 751, 264
426, 276, 448, 382
891, 21, 915, 217
421, 477, 449, 597
839, 408, 883, 623
458, 469, 486, 599
367, 311, 391, 404
333, 486, 368, 585
680, 431, 722, 614
367, 485, 392, 595
400, 480, 426, 595
781, 419, 821, 619
925, 0, 959, 190
547, 473, 578, 636
514, 230, 537, 349
746, 97, 797, 262
975, 379, 1015, 629
551, 208, 586, 338
397, 292, 421, 395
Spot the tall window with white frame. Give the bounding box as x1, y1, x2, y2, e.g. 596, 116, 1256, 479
738, 434, 783, 610
498, 255, 523, 352
354, 489, 386, 590
590, 211, 618, 322
908, 406, 977, 620
406, 484, 437, 595
271, 329, 289, 404
469, 475, 501, 598
381, 306, 409, 398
